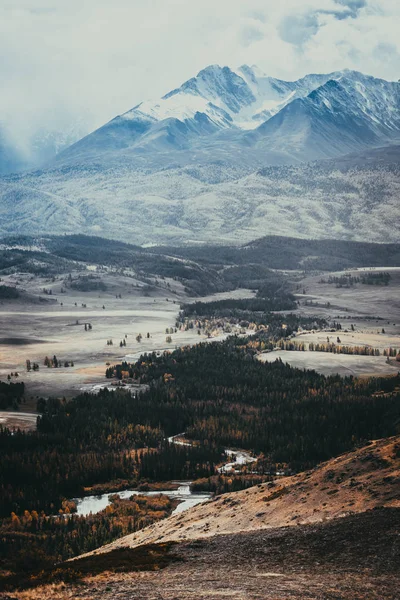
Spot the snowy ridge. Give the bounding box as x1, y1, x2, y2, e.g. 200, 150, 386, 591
125, 94, 232, 129
1, 65, 400, 174
120, 66, 382, 134
56, 65, 400, 168
122, 64, 337, 132
248, 71, 400, 161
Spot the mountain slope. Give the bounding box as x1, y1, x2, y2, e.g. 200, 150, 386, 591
81, 435, 400, 556
250, 73, 400, 161
10, 508, 400, 599
3, 438, 398, 598
1, 145, 399, 244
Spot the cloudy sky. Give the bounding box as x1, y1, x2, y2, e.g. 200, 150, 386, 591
1, 0, 399, 154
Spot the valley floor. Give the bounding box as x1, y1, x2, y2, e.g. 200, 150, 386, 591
259, 267, 400, 376
1, 263, 399, 406
0, 266, 254, 402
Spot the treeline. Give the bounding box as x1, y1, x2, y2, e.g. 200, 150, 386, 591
191, 474, 273, 495
276, 340, 398, 357
383, 347, 399, 357
0, 381, 24, 410
277, 340, 383, 356
321, 272, 391, 287
179, 295, 297, 322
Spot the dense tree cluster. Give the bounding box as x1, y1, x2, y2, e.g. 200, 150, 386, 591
0, 285, 19, 299
0, 381, 24, 410
178, 305, 326, 336
69, 275, 107, 292
1, 392, 221, 516
321, 272, 391, 287
277, 339, 383, 356
191, 474, 273, 495
160, 233, 400, 271
107, 338, 400, 470
179, 296, 297, 322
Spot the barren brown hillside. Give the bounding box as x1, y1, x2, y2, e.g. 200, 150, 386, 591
5, 437, 399, 600
85, 435, 400, 556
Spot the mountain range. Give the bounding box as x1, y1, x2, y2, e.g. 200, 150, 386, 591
1, 65, 400, 244
54, 66, 400, 167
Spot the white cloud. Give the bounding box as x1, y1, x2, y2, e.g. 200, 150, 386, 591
0, 0, 399, 156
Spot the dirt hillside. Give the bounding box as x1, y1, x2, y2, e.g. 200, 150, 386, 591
4, 437, 399, 600
84, 435, 399, 557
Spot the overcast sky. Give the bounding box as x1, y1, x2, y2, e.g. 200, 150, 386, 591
1, 0, 399, 151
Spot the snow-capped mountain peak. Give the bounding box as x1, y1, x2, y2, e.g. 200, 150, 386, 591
54, 64, 400, 170
118, 64, 344, 134
164, 64, 255, 113
124, 94, 233, 129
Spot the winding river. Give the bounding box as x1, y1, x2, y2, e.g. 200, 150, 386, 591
73, 482, 211, 517
73, 435, 256, 517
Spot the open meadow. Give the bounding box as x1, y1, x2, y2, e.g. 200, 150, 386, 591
260, 267, 400, 376
0, 266, 254, 420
